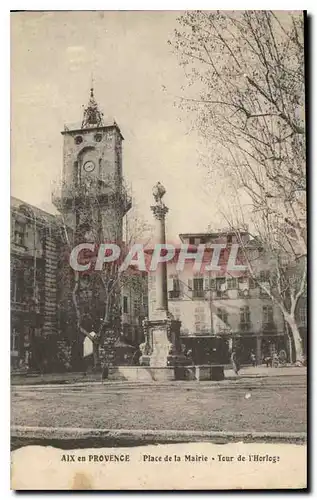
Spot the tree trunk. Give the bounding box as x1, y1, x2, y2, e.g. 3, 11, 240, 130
284, 313, 304, 363
93, 342, 101, 371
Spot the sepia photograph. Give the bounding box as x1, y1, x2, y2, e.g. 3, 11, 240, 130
10, 9, 307, 490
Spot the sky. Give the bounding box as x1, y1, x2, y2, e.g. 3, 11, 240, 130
11, 11, 225, 240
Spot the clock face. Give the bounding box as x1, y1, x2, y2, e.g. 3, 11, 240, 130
83, 161, 95, 173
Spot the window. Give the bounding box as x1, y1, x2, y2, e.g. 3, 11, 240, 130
299, 306, 307, 325
172, 278, 180, 292
14, 220, 26, 246
194, 306, 206, 332
215, 277, 226, 297
74, 161, 79, 186
171, 277, 181, 298
263, 305, 273, 324
11, 269, 25, 303
227, 235, 233, 244
240, 306, 250, 324
216, 277, 226, 290
189, 237, 195, 245
217, 307, 228, 324
204, 277, 217, 292
133, 297, 140, 314
227, 278, 237, 289
123, 296, 128, 314
259, 270, 270, 282
11, 328, 19, 352
193, 277, 204, 298
168, 275, 181, 298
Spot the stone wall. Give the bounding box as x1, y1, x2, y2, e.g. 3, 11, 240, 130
43, 229, 58, 336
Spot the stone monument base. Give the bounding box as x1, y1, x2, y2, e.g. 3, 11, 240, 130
109, 365, 225, 382
139, 315, 188, 369
109, 366, 179, 382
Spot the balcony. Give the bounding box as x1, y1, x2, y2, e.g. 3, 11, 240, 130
262, 321, 277, 334
52, 180, 132, 215
11, 301, 28, 313
11, 300, 41, 315
214, 326, 232, 336
169, 290, 181, 299
239, 321, 251, 332
192, 289, 205, 299
194, 325, 210, 335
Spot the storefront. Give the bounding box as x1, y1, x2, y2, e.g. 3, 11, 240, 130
180, 335, 231, 365
11, 304, 44, 371
181, 331, 290, 366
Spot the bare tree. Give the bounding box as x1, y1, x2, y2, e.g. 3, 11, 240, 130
53, 174, 150, 370
170, 10, 306, 362
224, 210, 306, 362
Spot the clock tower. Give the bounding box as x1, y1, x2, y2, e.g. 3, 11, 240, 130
53, 88, 132, 369
56, 87, 131, 244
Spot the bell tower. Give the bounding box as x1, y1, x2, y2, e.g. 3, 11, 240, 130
55, 87, 131, 244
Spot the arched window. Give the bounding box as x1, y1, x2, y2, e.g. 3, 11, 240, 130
14, 219, 26, 246
74, 161, 79, 186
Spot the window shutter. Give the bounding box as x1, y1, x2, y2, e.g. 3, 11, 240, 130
204, 277, 210, 290
188, 279, 193, 291
210, 278, 216, 289
240, 307, 244, 322
178, 279, 183, 296
167, 278, 174, 291
174, 278, 180, 292
246, 308, 250, 323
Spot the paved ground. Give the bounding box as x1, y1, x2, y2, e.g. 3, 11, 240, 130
11, 371, 307, 434
11, 365, 306, 386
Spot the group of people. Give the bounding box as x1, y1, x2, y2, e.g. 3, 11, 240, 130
230, 348, 288, 375
263, 349, 287, 367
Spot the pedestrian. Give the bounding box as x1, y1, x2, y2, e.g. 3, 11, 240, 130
272, 351, 279, 368
264, 355, 270, 367
101, 363, 109, 383
250, 350, 256, 367
278, 349, 287, 366
231, 350, 240, 375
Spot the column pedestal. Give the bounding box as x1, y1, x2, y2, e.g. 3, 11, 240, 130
139, 315, 188, 374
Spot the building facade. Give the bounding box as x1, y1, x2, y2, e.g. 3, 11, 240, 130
11, 90, 146, 372
11, 197, 61, 370
148, 231, 291, 365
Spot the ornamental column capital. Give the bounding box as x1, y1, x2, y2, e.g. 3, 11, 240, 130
150, 204, 169, 220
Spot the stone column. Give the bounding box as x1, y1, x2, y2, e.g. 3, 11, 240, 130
139, 182, 187, 376
151, 203, 169, 313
